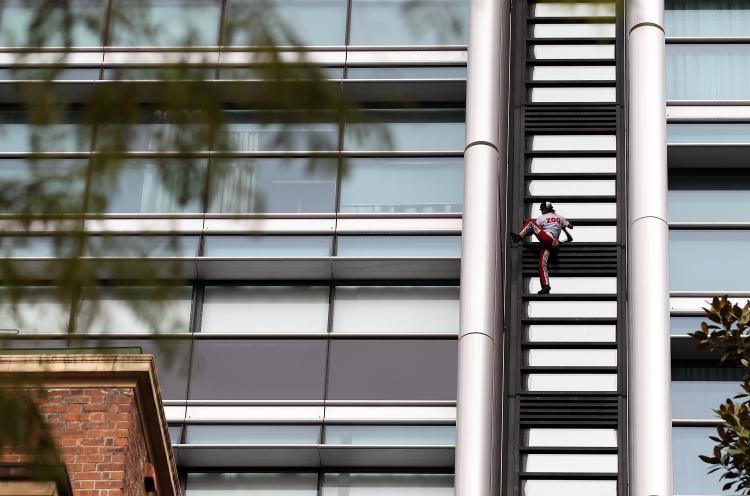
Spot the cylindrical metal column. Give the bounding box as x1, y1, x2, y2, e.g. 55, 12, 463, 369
456, 0, 510, 492
627, 1, 672, 495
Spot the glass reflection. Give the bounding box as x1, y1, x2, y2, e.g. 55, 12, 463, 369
85, 236, 199, 257
527, 179, 615, 196
336, 236, 461, 257
204, 236, 332, 257
524, 349, 617, 367
349, 0, 468, 45
670, 316, 706, 336
0, 287, 71, 334
666, 0, 750, 37
668, 123, 750, 144
347, 66, 467, 79
522, 480, 616, 496
531, 3, 615, 17
339, 157, 463, 213
0, 0, 106, 47
669, 169, 750, 222
670, 230, 750, 291
530, 44, 614, 60
530, 87, 616, 103
0, 159, 87, 213
224, 0, 347, 46
532, 23, 615, 38
186, 425, 321, 444
344, 109, 465, 152
109, 0, 222, 46
523, 454, 617, 473
223, 111, 339, 151
208, 158, 337, 213
667, 44, 750, 100
322, 473, 454, 495
201, 286, 330, 333
672, 366, 746, 420
525, 301, 617, 318
186, 473, 318, 495
529, 135, 616, 151
523, 428, 617, 447
530, 66, 616, 81
529, 157, 617, 175
0, 113, 90, 153
325, 425, 455, 445
524, 373, 617, 391
673, 427, 727, 495
332, 286, 459, 333
525, 325, 616, 343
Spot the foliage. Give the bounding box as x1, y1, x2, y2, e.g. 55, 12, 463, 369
690, 296, 750, 493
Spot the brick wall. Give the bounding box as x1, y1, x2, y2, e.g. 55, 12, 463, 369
2, 387, 152, 496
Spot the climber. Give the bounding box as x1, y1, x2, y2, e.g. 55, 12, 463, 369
511, 201, 574, 294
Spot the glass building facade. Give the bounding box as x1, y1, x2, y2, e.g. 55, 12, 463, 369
0, 0, 745, 495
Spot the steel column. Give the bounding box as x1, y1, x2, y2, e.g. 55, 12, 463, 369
627, 1, 672, 495
456, 0, 510, 492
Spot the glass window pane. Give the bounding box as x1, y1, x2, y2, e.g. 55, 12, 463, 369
0, 0, 106, 47
524, 373, 617, 392
336, 236, 461, 257
669, 170, 750, 222
332, 286, 459, 333
530, 87, 616, 103
185, 425, 321, 444
532, 23, 615, 39
522, 480, 616, 496
526, 325, 616, 343
668, 123, 750, 144
187, 473, 318, 495
523, 428, 617, 447
168, 425, 182, 444
0, 287, 71, 334
76, 287, 193, 334
223, 111, 339, 151
531, 3, 615, 17
349, 0, 468, 45
85, 235, 199, 257
530, 44, 614, 60
523, 454, 617, 473
189, 340, 327, 400
325, 425, 455, 445
224, 0, 347, 46
672, 366, 746, 420
322, 473, 454, 496
666, 0, 750, 37
670, 316, 705, 336
344, 109, 465, 152
90, 158, 206, 213
201, 286, 330, 333
673, 427, 726, 495
526, 202, 616, 219
524, 349, 617, 367
525, 277, 616, 295
0, 236, 70, 258
530, 66, 616, 81
208, 158, 336, 213
529, 135, 616, 151
0, 113, 90, 153
327, 340, 457, 400
204, 236, 331, 257
528, 225, 615, 243
667, 44, 750, 101
0, 158, 87, 213
670, 230, 750, 291
529, 157, 616, 174
525, 301, 617, 318
339, 157, 463, 214
109, 0, 221, 46
527, 180, 615, 196
347, 66, 467, 79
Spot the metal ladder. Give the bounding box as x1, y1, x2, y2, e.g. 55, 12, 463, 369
504, 1, 626, 495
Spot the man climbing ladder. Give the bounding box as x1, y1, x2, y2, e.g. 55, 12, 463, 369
511, 201, 574, 294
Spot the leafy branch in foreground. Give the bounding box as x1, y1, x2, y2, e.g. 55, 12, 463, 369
690, 296, 750, 493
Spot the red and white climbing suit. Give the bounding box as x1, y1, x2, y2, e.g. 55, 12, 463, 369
518, 213, 571, 287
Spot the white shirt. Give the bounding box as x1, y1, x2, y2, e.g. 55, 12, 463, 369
537, 213, 570, 240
